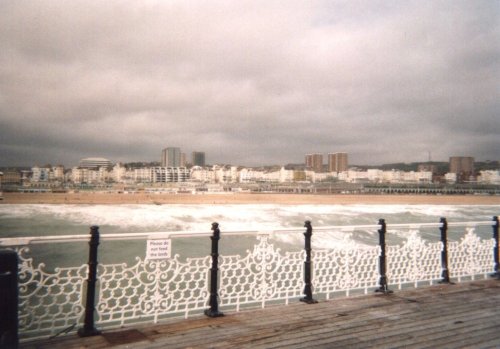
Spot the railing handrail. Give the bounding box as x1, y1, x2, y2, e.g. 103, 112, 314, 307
0, 220, 495, 246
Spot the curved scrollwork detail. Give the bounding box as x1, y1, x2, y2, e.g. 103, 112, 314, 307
448, 227, 495, 281
314, 232, 380, 297
219, 234, 303, 310
386, 230, 441, 288
96, 254, 211, 326
11, 246, 86, 339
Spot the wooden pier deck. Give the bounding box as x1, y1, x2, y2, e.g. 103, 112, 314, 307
20, 279, 500, 349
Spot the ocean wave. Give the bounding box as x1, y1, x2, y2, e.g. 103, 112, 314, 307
1, 204, 498, 248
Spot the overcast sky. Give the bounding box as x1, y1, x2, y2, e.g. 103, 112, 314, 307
0, 1, 498, 167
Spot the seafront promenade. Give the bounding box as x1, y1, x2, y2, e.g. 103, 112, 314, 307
19, 279, 500, 349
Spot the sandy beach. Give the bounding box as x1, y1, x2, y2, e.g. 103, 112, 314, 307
1, 192, 500, 205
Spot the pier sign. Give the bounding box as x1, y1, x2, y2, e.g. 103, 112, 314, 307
146, 239, 172, 260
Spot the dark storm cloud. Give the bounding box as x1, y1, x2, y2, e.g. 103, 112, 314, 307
0, 0, 498, 167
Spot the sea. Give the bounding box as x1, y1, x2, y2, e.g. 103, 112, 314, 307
1, 204, 499, 267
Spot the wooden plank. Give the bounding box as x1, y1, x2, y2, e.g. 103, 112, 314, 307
246, 289, 500, 348
245, 295, 497, 349
255, 308, 498, 349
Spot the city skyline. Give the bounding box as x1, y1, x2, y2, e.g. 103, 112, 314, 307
0, 152, 493, 171
0, 1, 498, 167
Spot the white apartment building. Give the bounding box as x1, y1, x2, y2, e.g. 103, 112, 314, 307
213, 166, 238, 183
366, 169, 383, 182
31, 167, 51, 182
239, 168, 264, 183
477, 170, 500, 184
279, 168, 294, 183
339, 170, 432, 184
402, 171, 432, 183
135, 167, 190, 183
134, 168, 152, 183
71, 167, 98, 184
238, 167, 298, 183
382, 170, 402, 183
262, 170, 281, 182
30, 166, 65, 183
445, 173, 457, 183
53, 166, 65, 180
190, 166, 216, 183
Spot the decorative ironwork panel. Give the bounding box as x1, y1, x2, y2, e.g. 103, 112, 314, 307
386, 230, 442, 288
5, 220, 495, 342
218, 234, 304, 310
448, 227, 495, 281
14, 246, 86, 339
313, 233, 380, 297
96, 255, 211, 326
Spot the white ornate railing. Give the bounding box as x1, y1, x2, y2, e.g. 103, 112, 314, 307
0, 217, 498, 341
219, 234, 304, 310
448, 227, 495, 281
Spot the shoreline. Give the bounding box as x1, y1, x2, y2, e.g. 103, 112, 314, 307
1, 192, 500, 205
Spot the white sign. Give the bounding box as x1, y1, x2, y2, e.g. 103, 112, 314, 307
146, 239, 171, 260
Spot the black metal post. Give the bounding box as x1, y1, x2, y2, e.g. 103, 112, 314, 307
0, 249, 18, 349
375, 219, 392, 293
439, 217, 452, 284
205, 222, 224, 317
300, 221, 317, 304
490, 216, 500, 279
78, 226, 101, 337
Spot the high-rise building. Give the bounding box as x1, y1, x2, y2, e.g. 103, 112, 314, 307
192, 152, 206, 167
305, 153, 323, 173
180, 153, 187, 167
449, 156, 475, 182
328, 153, 348, 173
161, 147, 181, 167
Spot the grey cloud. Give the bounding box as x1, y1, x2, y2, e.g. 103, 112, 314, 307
0, 0, 498, 167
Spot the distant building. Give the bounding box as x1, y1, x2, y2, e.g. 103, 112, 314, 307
190, 166, 215, 183
478, 170, 500, 185
1, 170, 22, 185
305, 154, 323, 173
151, 167, 189, 183
192, 152, 206, 167
52, 165, 65, 180
449, 156, 474, 182
79, 157, 112, 169
445, 172, 457, 184
180, 153, 187, 167
417, 164, 437, 174
161, 147, 181, 167
31, 166, 51, 182
294, 170, 307, 182
134, 167, 190, 183
328, 153, 348, 173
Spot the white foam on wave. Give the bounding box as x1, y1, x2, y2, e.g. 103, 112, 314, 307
280, 204, 464, 217
1, 204, 498, 248
1, 203, 498, 225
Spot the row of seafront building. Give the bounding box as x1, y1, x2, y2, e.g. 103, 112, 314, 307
1, 163, 500, 192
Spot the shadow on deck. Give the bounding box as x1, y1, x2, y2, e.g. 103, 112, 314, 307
20, 279, 500, 349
